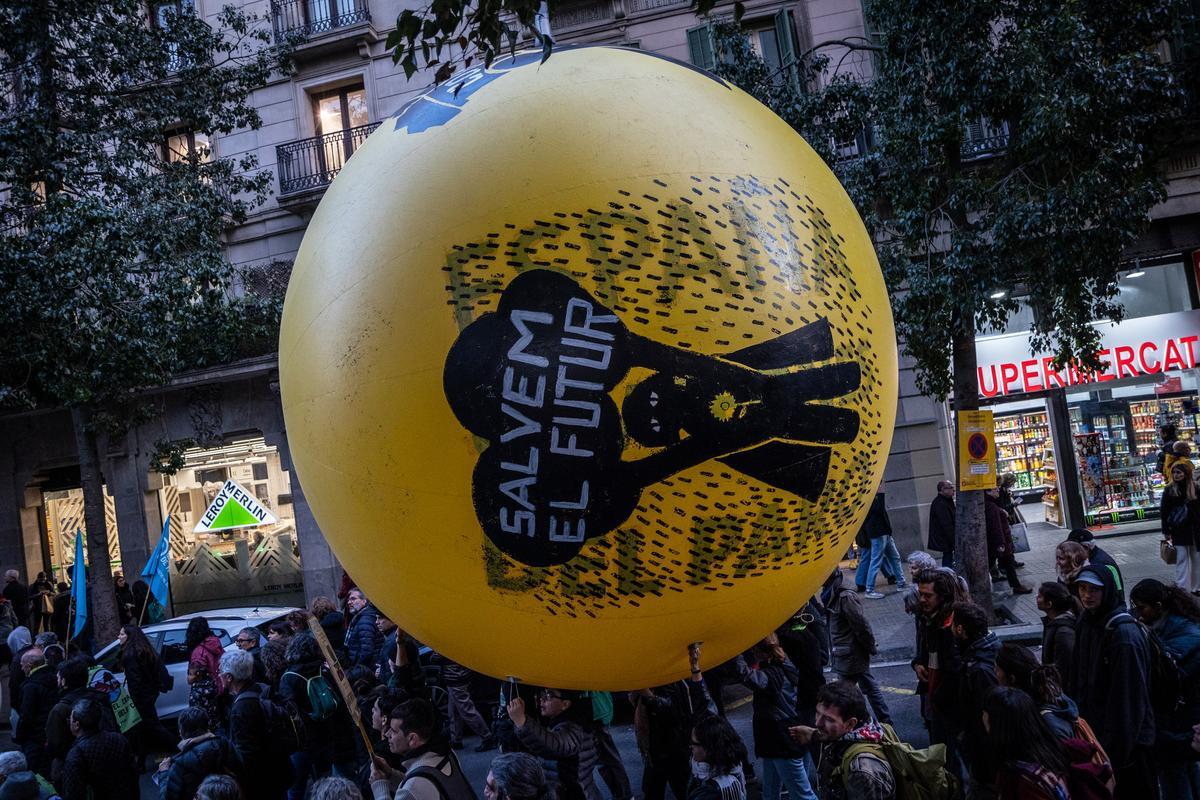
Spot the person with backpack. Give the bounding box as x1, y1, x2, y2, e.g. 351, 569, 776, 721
994, 643, 1082, 742
789, 681, 897, 800
1129, 578, 1200, 798
508, 688, 600, 800
950, 602, 1000, 792
370, 697, 476, 800
279, 631, 344, 798
219, 647, 292, 800
981, 687, 1071, 800
735, 634, 818, 800
156, 706, 237, 800
823, 570, 891, 725
46, 657, 116, 787
1070, 565, 1157, 799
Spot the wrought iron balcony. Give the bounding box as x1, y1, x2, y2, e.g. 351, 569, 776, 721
276, 122, 379, 196
271, 0, 370, 42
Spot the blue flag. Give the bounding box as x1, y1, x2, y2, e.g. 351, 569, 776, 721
71, 530, 87, 639
141, 518, 171, 608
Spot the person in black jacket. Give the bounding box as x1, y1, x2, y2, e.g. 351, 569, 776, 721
3, 571, 28, 630
112, 573, 135, 627
629, 647, 716, 800
1161, 460, 1200, 595
949, 602, 1000, 789
46, 657, 116, 787
984, 487, 1031, 594
61, 697, 138, 800
14, 648, 58, 775
1070, 564, 1157, 798
927, 481, 956, 568
117, 624, 174, 769
219, 648, 291, 800
1036, 581, 1077, 681
279, 631, 357, 793
855, 492, 906, 599
734, 635, 817, 800
156, 707, 236, 800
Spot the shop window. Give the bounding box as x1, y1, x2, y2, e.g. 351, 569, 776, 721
1115, 262, 1191, 320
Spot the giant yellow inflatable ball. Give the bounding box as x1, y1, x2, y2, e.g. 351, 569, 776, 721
280, 46, 897, 690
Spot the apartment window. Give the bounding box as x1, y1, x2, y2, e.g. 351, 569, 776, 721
151, 0, 194, 28
687, 10, 802, 90
313, 84, 368, 172
163, 129, 211, 163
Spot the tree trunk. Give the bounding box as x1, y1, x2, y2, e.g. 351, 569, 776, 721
70, 405, 121, 646
951, 321, 994, 617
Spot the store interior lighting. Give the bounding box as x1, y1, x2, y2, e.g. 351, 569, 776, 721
989, 289, 1007, 299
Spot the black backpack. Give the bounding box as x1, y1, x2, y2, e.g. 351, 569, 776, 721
234, 688, 305, 756
1105, 613, 1182, 715
404, 754, 478, 800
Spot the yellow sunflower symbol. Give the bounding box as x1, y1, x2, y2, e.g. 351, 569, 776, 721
709, 391, 737, 422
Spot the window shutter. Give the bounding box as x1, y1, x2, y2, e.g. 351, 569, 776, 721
774, 9, 802, 90
687, 24, 716, 70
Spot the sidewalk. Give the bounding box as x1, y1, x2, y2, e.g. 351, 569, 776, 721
851, 522, 1176, 661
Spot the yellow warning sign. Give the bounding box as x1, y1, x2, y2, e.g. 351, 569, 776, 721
957, 410, 997, 492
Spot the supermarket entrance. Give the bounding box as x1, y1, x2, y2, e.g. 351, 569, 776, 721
988, 381, 1197, 533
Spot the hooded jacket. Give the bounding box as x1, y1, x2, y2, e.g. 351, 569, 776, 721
735, 654, 805, 759
1040, 611, 1076, 681
1039, 693, 1080, 741
825, 572, 877, 676
158, 732, 236, 800
189, 635, 225, 694
956, 631, 999, 775
1069, 564, 1155, 766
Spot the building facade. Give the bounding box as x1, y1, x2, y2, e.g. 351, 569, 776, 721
2, 0, 1197, 609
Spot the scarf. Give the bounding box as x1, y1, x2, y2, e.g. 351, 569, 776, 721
691, 761, 746, 800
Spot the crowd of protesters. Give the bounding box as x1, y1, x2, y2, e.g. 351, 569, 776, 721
2, 443, 1200, 799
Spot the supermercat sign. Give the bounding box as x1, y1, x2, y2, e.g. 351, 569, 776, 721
975, 310, 1200, 399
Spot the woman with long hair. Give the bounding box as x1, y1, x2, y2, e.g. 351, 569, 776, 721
185, 617, 224, 709
119, 623, 174, 769
1131, 577, 1200, 798
688, 714, 748, 800
1162, 460, 1200, 595
994, 643, 1078, 741
981, 687, 1069, 800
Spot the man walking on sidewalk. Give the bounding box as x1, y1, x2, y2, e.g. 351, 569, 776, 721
822, 570, 892, 725
927, 481, 956, 569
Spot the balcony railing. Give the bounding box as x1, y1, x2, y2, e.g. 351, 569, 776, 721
276, 122, 379, 195
271, 0, 370, 41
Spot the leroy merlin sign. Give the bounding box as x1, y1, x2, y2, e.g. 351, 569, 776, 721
195, 479, 278, 533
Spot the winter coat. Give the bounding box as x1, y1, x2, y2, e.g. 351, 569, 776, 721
61, 731, 138, 800
861, 494, 893, 540
1161, 486, 1200, 548
735, 655, 804, 759
345, 604, 382, 668
3, 580, 28, 627
633, 679, 715, 765
1069, 564, 1155, 766
1038, 694, 1080, 741
815, 722, 897, 800
226, 686, 291, 799
984, 493, 1014, 560
158, 732, 236, 800
319, 611, 346, 656
279, 657, 354, 761
47, 687, 117, 784
1040, 612, 1076, 681
1155, 612, 1200, 679
956, 632, 1000, 777
913, 608, 960, 727
1087, 545, 1124, 595
776, 605, 828, 715
16, 665, 59, 747
516, 713, 602, 800
122, 647, 167, 721
687, 765, 746, 800
827, 576, 876, 676
927, 493, 955, 553
189, 635, 226, 694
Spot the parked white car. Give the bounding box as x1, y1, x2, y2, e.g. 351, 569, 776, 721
93, 606, 298, 720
